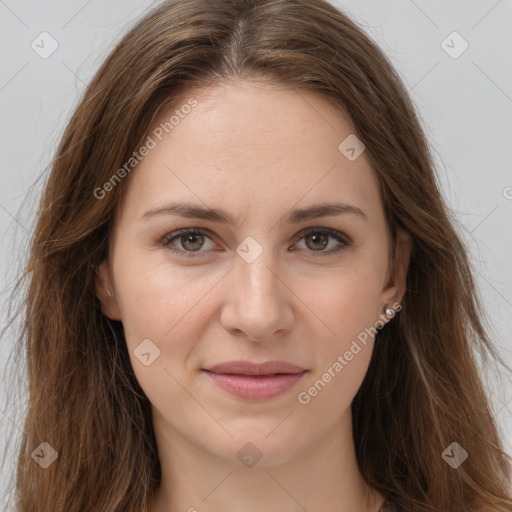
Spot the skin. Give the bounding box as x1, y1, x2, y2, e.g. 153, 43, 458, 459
95, 80, 412, 512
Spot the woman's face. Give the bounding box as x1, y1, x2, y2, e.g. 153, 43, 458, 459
96, 80, 410, 466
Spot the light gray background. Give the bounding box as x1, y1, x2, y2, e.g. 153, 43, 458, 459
1, 0, 511, 504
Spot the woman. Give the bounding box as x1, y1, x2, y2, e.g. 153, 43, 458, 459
2, 0, 511, 510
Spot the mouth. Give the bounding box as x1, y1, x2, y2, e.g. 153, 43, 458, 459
201, 360, 308, 401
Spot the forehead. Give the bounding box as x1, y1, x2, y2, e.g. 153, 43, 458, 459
115, 81, 382, 226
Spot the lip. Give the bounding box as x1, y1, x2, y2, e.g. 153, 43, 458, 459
202, 360, 308, 401
204, 360, 306, 376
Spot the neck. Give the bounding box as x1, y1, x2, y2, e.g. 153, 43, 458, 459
147, 407, 386, 512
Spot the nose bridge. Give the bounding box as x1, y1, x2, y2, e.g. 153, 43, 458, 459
235, 235, 281, 306
221, 234, 291, 340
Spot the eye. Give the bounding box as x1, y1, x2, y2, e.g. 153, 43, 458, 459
160, 227, 351, 259
293, 227, 351, 256
160, 229, 217, 258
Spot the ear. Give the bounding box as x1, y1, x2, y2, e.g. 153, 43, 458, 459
380, 227, 413, 313
94, 259, 122, 321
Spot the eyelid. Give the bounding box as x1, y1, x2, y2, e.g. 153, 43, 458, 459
298, 226, 352, 245
159, 226, 352, 258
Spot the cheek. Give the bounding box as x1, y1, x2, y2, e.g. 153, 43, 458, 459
111, 256, 223, 392
298, 261, 386, 340
298, 344, 373, 422
294, 257, 386, 404
114, 253, 218, 334
296, 270, 381, 413
114, 263, 215, 402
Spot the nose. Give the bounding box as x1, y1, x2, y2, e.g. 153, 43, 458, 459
220, 247, 294, 342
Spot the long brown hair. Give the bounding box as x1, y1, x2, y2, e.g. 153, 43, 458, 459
2, 0, 511, 510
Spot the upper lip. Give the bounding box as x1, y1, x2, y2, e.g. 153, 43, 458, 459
203, 360, 307, 376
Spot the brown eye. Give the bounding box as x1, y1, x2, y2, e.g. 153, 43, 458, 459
179, 233, 205, 252
304, 232, 329, 251
161, 229, 216, 258
160, 227, 351, 260
294, 227, 351, 256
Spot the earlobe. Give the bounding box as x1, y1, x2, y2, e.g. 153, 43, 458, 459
94, 260, 122, 321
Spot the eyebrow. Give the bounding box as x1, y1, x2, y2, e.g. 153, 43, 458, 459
140, 201, 367, 225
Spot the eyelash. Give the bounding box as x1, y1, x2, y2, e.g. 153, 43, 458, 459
159, 227, 351, 259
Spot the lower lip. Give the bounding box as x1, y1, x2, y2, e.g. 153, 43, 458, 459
202, 370, 308, 401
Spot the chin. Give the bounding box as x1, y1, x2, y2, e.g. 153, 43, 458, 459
203, 421, 308, 468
